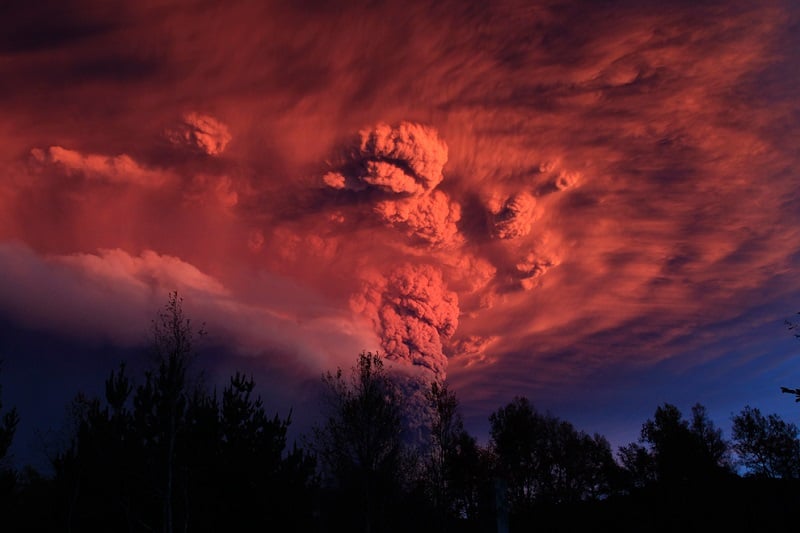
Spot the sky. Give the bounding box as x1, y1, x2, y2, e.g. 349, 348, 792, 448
2, 0, 800, 467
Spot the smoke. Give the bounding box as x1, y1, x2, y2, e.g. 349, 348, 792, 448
449, 335, 499, 367
351, 264, 459, 376
166, 112, 232, 156
0, 244, 225, 345
323, 121, 448, 196
323, 121, 464, 249
55, 248, 229, 297
441, 252, 497, 294
0, 243, 374, 372
0, 0, 794, 439
516, 252, 560, 291
30, 146, 170, 188
489, 192, 537, 240
184, 174, 239, 208
323, 123, 463, 374
375, 190, 462, 247
554, 170, 581, 191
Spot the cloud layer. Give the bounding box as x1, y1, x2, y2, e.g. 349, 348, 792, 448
1, 0, 800, 440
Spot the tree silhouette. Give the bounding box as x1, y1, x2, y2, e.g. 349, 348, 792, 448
424, 381, 460, 521
214, 372, 316, 531
489, 396, 618, 519
52, 292, 314, 532
52, 376, 135, 531
0, 361, 18, 466
18, 299, 800, 530
422, 380, 490, 530
632, 403, 731, 487
617, 442, 656, 489
781, 313, 800, 402
731, 405, 800, 478
313, 351, 407, 532
0, 361, 20, 523
134, 291, 204, 532
689, 403, 731, 471
52, 293, 204, 532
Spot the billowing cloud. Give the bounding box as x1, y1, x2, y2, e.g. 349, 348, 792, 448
166, 112, 232, 156
489, 192, 538, 240
324, 122, 448, 196
441, 252, 497, 295
31, 146, 170, 187
554, 171, 581, 191
0, 243, 224, 344
375, 190, 462, 247
351, 264, 459, 376
516, 252, 560, 291
0, 242, 374, 372
56, 248, 228, 297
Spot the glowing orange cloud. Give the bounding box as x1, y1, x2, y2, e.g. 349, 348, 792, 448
0, 0, 798, 421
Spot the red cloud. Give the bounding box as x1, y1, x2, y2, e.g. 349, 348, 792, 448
351, 264, 459, 376
323, 121, 448, 196
375, 190, 462, 247
489, 192, 538, 240
31, 146, 171, 187
166, 112, 232, 156
0, 0, 797, 431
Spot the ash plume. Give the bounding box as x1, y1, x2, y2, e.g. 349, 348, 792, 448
489, 191, 537, 239
374, 190, 462, 247
323, 121, 448, 196
167, 112, 232, 156
351, 264, 459, 376
31, 146, 170, 187
516, 252, 560, 290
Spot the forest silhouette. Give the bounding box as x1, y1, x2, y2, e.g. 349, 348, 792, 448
1, 293, 800, 532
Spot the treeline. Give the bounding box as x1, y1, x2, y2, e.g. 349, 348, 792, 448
2, 294, 800, 532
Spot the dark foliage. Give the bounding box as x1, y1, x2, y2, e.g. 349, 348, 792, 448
312, 351, 410, 532
22, 293, 316, 533
489, 396, 621, 527
623, 403, 732, 488
0, 361, 20, 524
732, 405, 800, 478
418, 380, 496, 532
0, 365, 18, 465
4, 300, 800, 531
